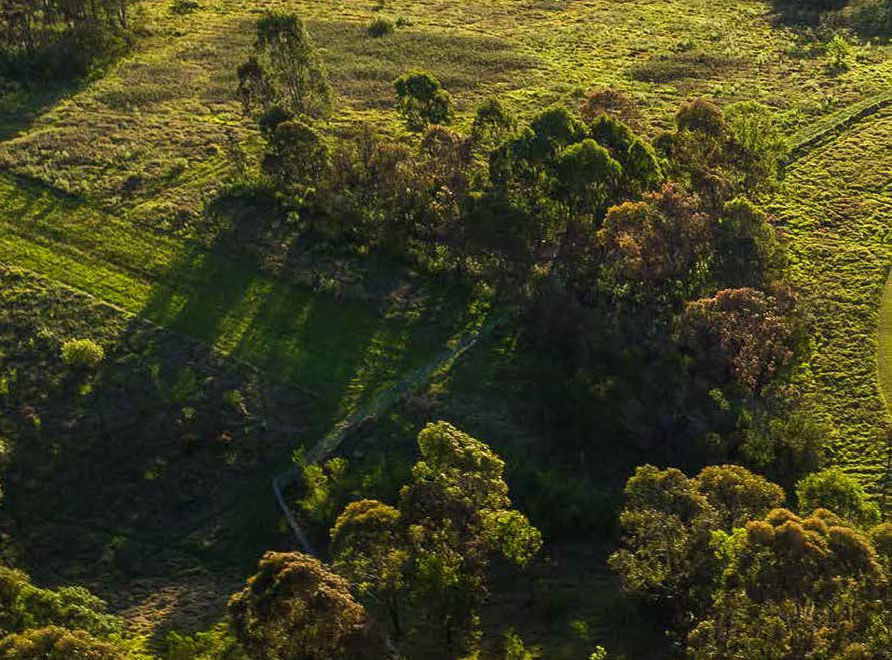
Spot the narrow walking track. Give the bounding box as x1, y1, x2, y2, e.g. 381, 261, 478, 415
272, 312, 504, 554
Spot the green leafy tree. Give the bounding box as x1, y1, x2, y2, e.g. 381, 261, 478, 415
0, 567, 123, 639
237, 11, 332, 119
330, 500, 408, 637
696, 464, 785, 529
687, 509, 890, 660
394, 71, 453, 130
609, 464, 784, 614
398, 421, 541, 653
608, 465, 719, 611
227, 552, 384, 660
713, 197, 786, 288
260, 118, 330, 190
724, 102, 788, 195
555, 138, 622, 217
0, 626, 128, 659
470, 97, 516, 154
795, 468, 881, 528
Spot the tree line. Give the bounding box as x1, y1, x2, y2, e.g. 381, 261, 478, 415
227, 10, 815, 493
0, 0, 134, 80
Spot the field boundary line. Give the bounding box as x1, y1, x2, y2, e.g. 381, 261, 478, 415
786, 89, 892, 162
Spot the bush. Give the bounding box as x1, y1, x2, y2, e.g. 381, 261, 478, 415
825, 33, 853, 70
854, 0, 892, 37
60, 339, 105, 370
367, 16, 395, 37
394, 71, 453, 130
796, 468, 881, 528
170, 0, 201, 13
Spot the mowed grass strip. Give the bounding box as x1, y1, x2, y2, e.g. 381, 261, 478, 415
0, 174, 475, 421
878, 269, 892, 410
772, 106, 892, 491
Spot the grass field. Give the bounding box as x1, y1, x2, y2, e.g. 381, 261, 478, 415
0, 172, 485, 428
0, 0, 889, 230
0, 0, 890, 649
771, 105, 892, 494
0, 265, 309, 640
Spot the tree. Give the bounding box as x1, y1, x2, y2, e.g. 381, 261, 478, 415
597, 183, 711, 299
330, 500, 408, 637
724, 102, 788, 196
0, 0, 134, 80
587, 114, 662, 197
795, 469, 881, 528
696, 464, 784, 529
609, 464, 784, 614
555, 138, 622, 217
398, 422, 541, 652
260, 118, 329, 190
680, 287, 797, 392
608, 465, 719, 612
0, 567, 123, 640
0, 626, 128, 659
687, 509, 890, 660
470, 97, 516, 154
713, 197, 785, 288
394, 72, 453, 130
227, 552, 385, 660
237, 11, 332, 120
656, 98, 786, 210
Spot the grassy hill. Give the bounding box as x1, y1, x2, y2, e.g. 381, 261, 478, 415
0, 0, 890, 652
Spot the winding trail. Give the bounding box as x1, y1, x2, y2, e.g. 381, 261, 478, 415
272, 312, 505, 554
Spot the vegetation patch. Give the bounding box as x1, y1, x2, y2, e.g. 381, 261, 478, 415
771, 106, 892, 493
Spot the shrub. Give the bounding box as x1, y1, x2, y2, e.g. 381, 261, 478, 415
367, 16, 395, 37
854, 0, 892, 37
579, 87, 642, 128
796, 468, 881, 527
394, 71, 453, 130
170, 0, 200, 13
60, 339, 105, 370
825, 33, 853, 70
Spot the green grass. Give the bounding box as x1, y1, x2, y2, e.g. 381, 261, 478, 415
0, 265, 306, 639
0, 172, 483, 428
1, 0, 889, 231
878, 270, 892, 411
771, 105, 892, 493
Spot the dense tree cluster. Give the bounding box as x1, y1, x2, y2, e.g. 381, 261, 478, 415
223, 10, 821, 490
611, 465, 892, 659
0, 567, 148, 659
0, 0, 134, 80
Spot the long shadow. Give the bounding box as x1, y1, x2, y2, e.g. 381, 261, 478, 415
0, 185, 475, 644
0, 78, 83, 142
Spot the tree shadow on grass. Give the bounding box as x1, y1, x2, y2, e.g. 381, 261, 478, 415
0, 191, 478, 643
0, 79, 82, 141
